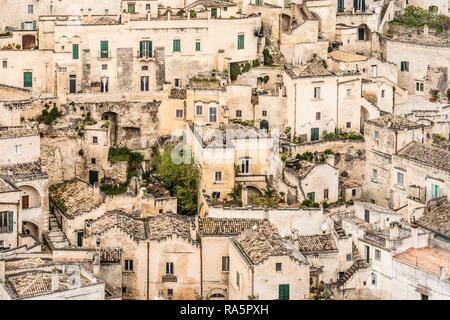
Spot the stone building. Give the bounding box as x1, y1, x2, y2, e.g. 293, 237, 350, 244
363, 113, 431, 208
228, 220, 310, 300
284, 59, 362, 142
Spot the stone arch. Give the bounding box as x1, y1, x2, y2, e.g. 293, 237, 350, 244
357, 24, 371, 41
22, 220, 39, 239
19, 184, 41, 209
260, 119, 269, 131
247, 185, 264, 204
102, 111, 119, 146
207, 288, 227, 300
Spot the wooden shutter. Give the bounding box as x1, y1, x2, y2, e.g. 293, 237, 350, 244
7, 211, 13, 233
23, 72, 32, 88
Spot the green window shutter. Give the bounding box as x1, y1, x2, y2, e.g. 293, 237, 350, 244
72, 44, 79, 59
128, 3, 135, 13
23, 72, 32, 88
21, 22, 25, 30
195, 41, 201, 51
279, 284, 290, 300
361, 0, 365, 12
237, 34, 244, 49
173, 39, 180, 52
432, 184, 440, 199
7, 211, 13, 233
139, 40, 144, 58
148, 40, 153, 57
353, 0, 358, 10
236, 271, 240, 287
311, 127, 319, 141
211, 8, 217, 18
32, 21, 37, 30
100, 40, 109, 58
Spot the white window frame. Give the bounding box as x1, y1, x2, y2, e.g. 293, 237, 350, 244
214, 171, 223, 183
239, 158, 250, 174
15, 144, 22, 155
396, 171, 405, 187
313, 86, 321, 99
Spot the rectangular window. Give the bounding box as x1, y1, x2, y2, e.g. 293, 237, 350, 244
2, 60, 6, 68
124, 259, 134, 271
176, 109, 183, 119
236, 110, 242, 118
240, 158, 250, 174
28, 4, 33, 14
275, 263, 282, 272
256, 0, 263, 5
139, 40, 153, 58
346, 122, 351, 128
375, 249, 381, 261
76, 230, 84, 247
196, 105, 203, 116
0, 211, 14, 233
92, 136, 98, 144
236, 271, 240, 288
22, 195, 29, 209
431, 184, 440, 199
324, 189, 329, 199
211, 8, 217, 18
316, 112, 321, 120
400, 61, 409, 72
307, 192, 315, 202
102, 64, 108, 70
416, 82, 424, 92
214, 171, 222, 183
262, 110, 267, 117
352, 189, 357, 196
100, 77, 109, 92
173, 39, 181, 52
381, 89, 385, 98
195, 40, 201, 52
222, 256, 230, 272
167, 288, 173, 297
237, 33, 245, 49
372, 169, 378, 182
23, 71, 32, 88
91, 158, 96, 165
209, 106, 217, 122
100, 40, 109, 58
15, 144, 22, 154
346, 88, 351, 97
174, 78, 181, 88
396, 171, 405, 187
370, 65, 377, 78
358, 27, 365, 40
72, 44, 79, 60
141, 76, 149, 92
346, 253, 352, 261
146, 4, 151, 11
313, 87, 321, 99
128, 3, 136, 13
337, 0, 344, 12
166, 262, 174, 275
373, 130, 379, 140
364, 209, 370, 223
279, 284, 290, 300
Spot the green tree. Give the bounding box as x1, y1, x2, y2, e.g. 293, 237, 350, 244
154, 145, 199, 215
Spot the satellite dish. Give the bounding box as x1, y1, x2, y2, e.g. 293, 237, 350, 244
321, 223, 328, 232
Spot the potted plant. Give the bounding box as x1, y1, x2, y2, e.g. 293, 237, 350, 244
429, 89, 439, 102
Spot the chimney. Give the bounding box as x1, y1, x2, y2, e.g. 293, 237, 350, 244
423, 24, 429, 36
411, 222, 420, 248
241, 184, 248, 207
217, 50, 225, 72
0, 256, 5, 282
51, 268, 60, 292
190, 220, 198, 241
439, 266, 447, 281
389, 222, 400, 239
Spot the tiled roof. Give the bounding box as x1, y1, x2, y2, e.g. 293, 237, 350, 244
0, 161, 47, 182
0, 126, 38, 139
418, 197, 450, 238
397, 142, 450, 173
234, 220, 306, 265
394, 247, 450, 278
186, 0, 236, 9
297, 160, 317, 178
0, 178, 17, 193
5, 257, 49, 271
50, 179, 102, 218
294, 234, 338, 254
5, 269, 90, 299
195, 122, 269, 147
366, 113, 423, 130
199, 218, 262, 236
148, 214, 194, 242
91, 211, 146, 242
285, 60, 334, 78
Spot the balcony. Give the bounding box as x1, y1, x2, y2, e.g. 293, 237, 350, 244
98, 50, 111, 60
162, 274, 177, 282
363, 232, 387, 247
137, 50, 154, 61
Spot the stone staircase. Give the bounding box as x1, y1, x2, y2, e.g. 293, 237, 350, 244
336, 244, 369, 288
334, 222, 347, 239
45, 212, 70, 249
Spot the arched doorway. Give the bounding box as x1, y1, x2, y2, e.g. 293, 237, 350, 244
207, 289, 227, 300
22, 220, 39, 239
247, 185, 264, 204
360, 106, 369, 133
357, 24, 371, 41
102, 112, 118, 146
260, 119, 269, 131
19, 185, 41, 210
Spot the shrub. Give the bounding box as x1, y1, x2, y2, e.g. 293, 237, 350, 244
263, 48, 273, 66
242, 62, 251, 73
252, 59, 260, 67
100, 183, 128, 196
38, 106, 62, 125
230, 62, 241, 81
